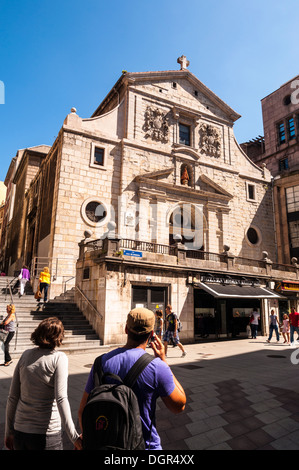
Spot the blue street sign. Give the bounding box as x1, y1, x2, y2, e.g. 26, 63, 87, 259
123, 249, 143, 258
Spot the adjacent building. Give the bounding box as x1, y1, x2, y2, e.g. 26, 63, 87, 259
242, 74, 299, 312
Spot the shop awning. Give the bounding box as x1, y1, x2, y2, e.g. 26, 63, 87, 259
195, 282, 285, 299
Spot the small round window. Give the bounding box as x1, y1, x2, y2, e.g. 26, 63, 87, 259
85, 201, 107, 223
81, 198, 108, 227
247, 227, 259, 245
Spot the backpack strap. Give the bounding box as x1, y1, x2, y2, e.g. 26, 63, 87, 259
93, 355, 123, 387
123, 353, 155, 389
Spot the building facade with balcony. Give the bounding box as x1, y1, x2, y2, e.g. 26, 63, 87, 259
242, 75, 299, 312
3, 57, 294, 344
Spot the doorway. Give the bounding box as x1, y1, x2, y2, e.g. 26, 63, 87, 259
131, 285, 167, 313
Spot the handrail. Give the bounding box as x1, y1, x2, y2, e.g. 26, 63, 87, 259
75, 285, 103, 320
63, 276, 75, 294
5, 278, 16, 303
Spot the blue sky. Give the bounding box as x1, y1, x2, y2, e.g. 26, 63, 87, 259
0, 0, 298, 181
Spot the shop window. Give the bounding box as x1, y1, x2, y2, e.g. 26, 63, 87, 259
131, 286, 167, 311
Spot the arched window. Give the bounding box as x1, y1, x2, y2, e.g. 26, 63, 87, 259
168, 203, 204, 250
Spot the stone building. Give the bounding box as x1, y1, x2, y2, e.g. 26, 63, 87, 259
242, 75, 299, 312
4, 57, 297, 344
0, 146, 50, 274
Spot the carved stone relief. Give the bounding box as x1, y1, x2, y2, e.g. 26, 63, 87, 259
199, 123, 221, 158
144, 106, 169, 143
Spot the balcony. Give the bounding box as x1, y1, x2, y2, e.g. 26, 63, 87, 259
80, 237, 299, 283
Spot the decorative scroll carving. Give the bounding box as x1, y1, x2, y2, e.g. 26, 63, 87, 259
199, 123, 221, 158
144, 106, 169, 143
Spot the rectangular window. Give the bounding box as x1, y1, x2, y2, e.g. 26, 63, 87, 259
246, 182, 256, 201
179, 123, 191, 146
94, 147, 104, 165
278, 122, 286, 144
288, 118, 296, 140
247, 183, 256, 201
286, 186, 299, 213
289, 220, 299, 248
279, 157, 289, 171
83, 267, 90, 280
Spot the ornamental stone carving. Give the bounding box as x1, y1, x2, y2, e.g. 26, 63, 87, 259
144, 106, 169, 143
199, 123, 221, 158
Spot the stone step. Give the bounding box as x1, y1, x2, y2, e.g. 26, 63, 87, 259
0, 287, 101, 356
10, 344, 102, 359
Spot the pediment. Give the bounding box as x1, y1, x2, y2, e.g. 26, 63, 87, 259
136, 167, 174, 180
198, 174, 233, 198
136, 169, 233, 203
92, 69, 241, 124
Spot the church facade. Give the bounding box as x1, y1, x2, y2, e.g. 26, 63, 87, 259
4, 57, 296, 344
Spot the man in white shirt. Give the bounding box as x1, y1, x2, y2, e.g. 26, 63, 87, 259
250, 309, 260, 339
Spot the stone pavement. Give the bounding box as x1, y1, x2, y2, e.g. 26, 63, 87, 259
1, 337, 299, 451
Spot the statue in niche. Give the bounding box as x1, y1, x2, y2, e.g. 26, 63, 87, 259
199, 123, 221, 157
181, 166, 190, 186
144, 106, 169, 143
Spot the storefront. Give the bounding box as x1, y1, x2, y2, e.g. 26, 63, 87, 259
275, 281, 299, 319
194, 275, 283, 339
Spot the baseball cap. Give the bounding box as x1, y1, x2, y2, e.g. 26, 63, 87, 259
126, 308, 155, 335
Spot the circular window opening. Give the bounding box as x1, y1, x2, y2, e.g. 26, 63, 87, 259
283, 95, 291, 106
247, 227, 259, 245
85, 201, 107, 223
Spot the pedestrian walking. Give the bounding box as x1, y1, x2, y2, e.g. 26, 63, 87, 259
4, 317, 82, 450
18, 265, 30, 297
289, 307, 299, 346
154, 309, 163, 340
250, 309, 260, 339
78, 307, 186, 450
163, 304, 186, 357
0, 304, 16, 366
267, 309, 280, 343
281, 313, 290, 344
38, 267, 51, 303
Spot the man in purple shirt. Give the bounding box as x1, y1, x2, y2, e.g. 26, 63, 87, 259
78, 307, 186, 450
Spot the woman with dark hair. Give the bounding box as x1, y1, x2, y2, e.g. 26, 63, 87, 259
4, 317, 82, 450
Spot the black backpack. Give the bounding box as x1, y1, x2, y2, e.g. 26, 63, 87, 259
82, 352, 155, 450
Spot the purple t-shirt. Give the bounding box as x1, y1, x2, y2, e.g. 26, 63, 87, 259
85, 347, 175, 450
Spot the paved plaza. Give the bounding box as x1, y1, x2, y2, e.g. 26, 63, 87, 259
1, 337, 299, 451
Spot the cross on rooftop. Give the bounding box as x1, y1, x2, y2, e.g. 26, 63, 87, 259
177, 55, 190, 70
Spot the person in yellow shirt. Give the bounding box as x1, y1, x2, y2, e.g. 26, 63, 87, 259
39, 267, 51, 303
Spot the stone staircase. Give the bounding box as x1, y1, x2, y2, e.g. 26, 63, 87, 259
0, 277, 101, 358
